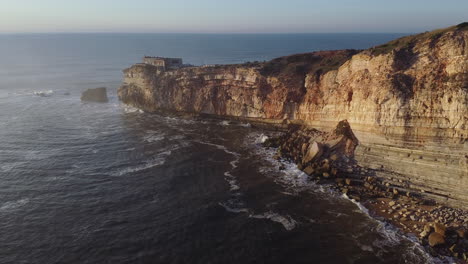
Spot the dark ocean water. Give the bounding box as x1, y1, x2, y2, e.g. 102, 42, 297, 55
0, 33, 437, 263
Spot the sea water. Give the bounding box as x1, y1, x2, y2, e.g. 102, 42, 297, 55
0, 33, 438, 263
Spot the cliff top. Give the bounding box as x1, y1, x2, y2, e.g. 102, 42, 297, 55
259, 50, 359, 77
370, 22, 468, 56
125, 23, 467, 80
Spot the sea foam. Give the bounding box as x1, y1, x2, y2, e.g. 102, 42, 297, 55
33, 90, 54, 97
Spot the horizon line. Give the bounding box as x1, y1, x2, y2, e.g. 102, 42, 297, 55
0, 31, 412, 35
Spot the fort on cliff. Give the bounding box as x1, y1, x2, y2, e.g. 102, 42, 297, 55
142, 56, 183, 70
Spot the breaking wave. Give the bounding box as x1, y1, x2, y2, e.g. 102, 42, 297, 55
219, 201, 298, 231
254, 134, 269, 144
110, 150, 172, 177
342, 193, 443, 264
143, 131, 166, 143
33, 90, 54, 97
123, 105, 144, 114
249, 211, 297, 231
246, 131, 440, 263
194, 140, 241, 192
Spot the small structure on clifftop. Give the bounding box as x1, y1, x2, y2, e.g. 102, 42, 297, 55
142, 56, 183, 70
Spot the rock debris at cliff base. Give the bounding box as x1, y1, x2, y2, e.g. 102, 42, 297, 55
263, 121, 467, 261
118, 23, 468, 262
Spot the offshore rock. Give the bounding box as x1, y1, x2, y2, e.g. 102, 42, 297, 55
119, 24, 468, 208
81, 87, 108, 103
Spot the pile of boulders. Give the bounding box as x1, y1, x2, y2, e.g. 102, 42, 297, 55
264, 120, 359, 180
263, 120, 468, 261
422, 222, 467, 260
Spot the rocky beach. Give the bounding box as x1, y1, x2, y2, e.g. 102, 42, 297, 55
262, 121, 467, 261
118, 23, 468, 262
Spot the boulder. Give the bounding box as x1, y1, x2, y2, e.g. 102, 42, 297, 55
303, 166, 315, 175
428, 232, 445, 247
302, 141, 323, 164
420, 230, 429, 238
81, 87, 109, 103
424, 224, 432, 233
433, 223, 446, 236
328, 120, 359, 156
456, 228, 466, 238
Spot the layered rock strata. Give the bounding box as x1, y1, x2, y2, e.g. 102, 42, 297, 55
119, 24, 468, 208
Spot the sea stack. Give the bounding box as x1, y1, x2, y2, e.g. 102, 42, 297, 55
81, 87, 109, 103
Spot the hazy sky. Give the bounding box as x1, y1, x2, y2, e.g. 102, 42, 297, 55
1, 0, 467, 33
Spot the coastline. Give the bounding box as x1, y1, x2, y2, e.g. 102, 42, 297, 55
117, 23, 468, 262
259, 123, 468, 263
131, 110, 467, 262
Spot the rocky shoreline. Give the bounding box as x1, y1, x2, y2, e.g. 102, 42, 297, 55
117, 23, 468, 262
119, 23, 468, 209
263, 121, 467, 263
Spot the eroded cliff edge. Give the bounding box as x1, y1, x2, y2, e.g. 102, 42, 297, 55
119, 24, 468, 208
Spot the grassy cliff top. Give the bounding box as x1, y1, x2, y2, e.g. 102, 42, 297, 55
370, 22, 468, 56
259, 49, 358, 77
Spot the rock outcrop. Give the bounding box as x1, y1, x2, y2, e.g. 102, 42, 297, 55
81, 87, 108, 103
264, 120, 359, 180
119, 24, 468, 208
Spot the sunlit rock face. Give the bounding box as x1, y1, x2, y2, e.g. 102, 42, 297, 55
119, 26, 468, 208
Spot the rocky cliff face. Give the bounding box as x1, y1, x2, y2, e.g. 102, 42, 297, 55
119, 24, 468, 208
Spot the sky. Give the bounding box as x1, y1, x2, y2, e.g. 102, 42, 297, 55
0, 0, 467, 33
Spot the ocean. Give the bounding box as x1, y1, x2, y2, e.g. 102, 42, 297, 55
0, 33, 437, 263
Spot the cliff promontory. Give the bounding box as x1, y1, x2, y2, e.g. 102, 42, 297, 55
119, 24, 468, 208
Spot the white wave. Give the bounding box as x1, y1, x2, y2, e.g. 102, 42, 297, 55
249, 211, 297, 231
244, 131, 438, 262
219, 202, 249, 213
342, 193, 370, 215
356, 242, 374, 252
194, 140, 241, 192
123, 105, 144, 113
219, 120, 230, 126
110, 150, 172, 176
239, 123, 251, 128
219, 202, 298, 231
164, 116, 197, 125
341, 194, 440, 263
245, 132, 333, 196
33, 90, 54, 97
254, 134, 269, 144
0, 198, 29, 211
143, 132, 165, 143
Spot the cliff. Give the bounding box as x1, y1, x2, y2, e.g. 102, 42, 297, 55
119, 24, 468, 208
